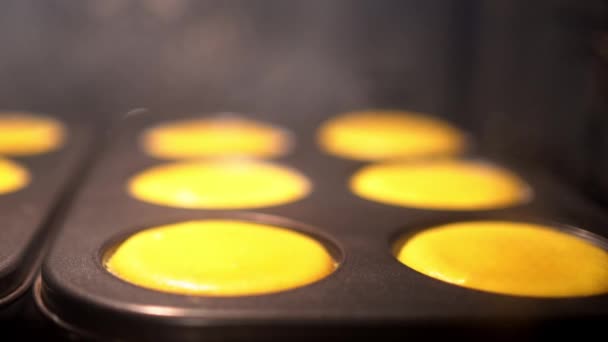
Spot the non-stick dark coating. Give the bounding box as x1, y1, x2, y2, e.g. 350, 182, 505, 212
0, 123, 91, 308
38, 110, 608, 340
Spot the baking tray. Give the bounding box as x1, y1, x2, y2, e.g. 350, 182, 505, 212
0, 117, 91, 312
35, 109, 608, 340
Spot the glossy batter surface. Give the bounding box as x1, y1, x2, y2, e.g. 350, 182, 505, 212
128, 160, 310, 209
395, 221, 608, 297
0, 158, 30, 194
317, 110, 465, 161
0, 113, 65, 155
350, 160, 530, 210
105, 220, 336, 296
141, 116, 290, 159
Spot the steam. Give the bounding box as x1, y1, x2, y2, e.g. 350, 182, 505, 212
0, 0, 452, 124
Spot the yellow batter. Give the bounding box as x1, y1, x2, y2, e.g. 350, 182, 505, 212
0, 112, 65, 155
141, 116, 291, 159
350, 159, 530, 210
128, 160, 310, 209
394, 221, 608, 297
317, 110, 466, 161
105, 220, 336, 296
0, 158, 30, 194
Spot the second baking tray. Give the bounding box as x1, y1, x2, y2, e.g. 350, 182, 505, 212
0, 114, 91, 311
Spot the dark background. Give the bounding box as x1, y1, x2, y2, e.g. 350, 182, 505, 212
0, 0, 606, 205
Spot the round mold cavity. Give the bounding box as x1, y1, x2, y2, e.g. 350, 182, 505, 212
350, 158, 533, 211
391, 219, 608, 298
0, 158, 30, 195
140, 113, 293, 160
101, 216, 342, 297
127, 159, 311, 210
317, 109, 468, 161
0, 111, 66, 156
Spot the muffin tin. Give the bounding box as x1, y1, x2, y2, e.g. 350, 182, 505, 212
36, 109, 608, 340
0, 113, 90, 314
